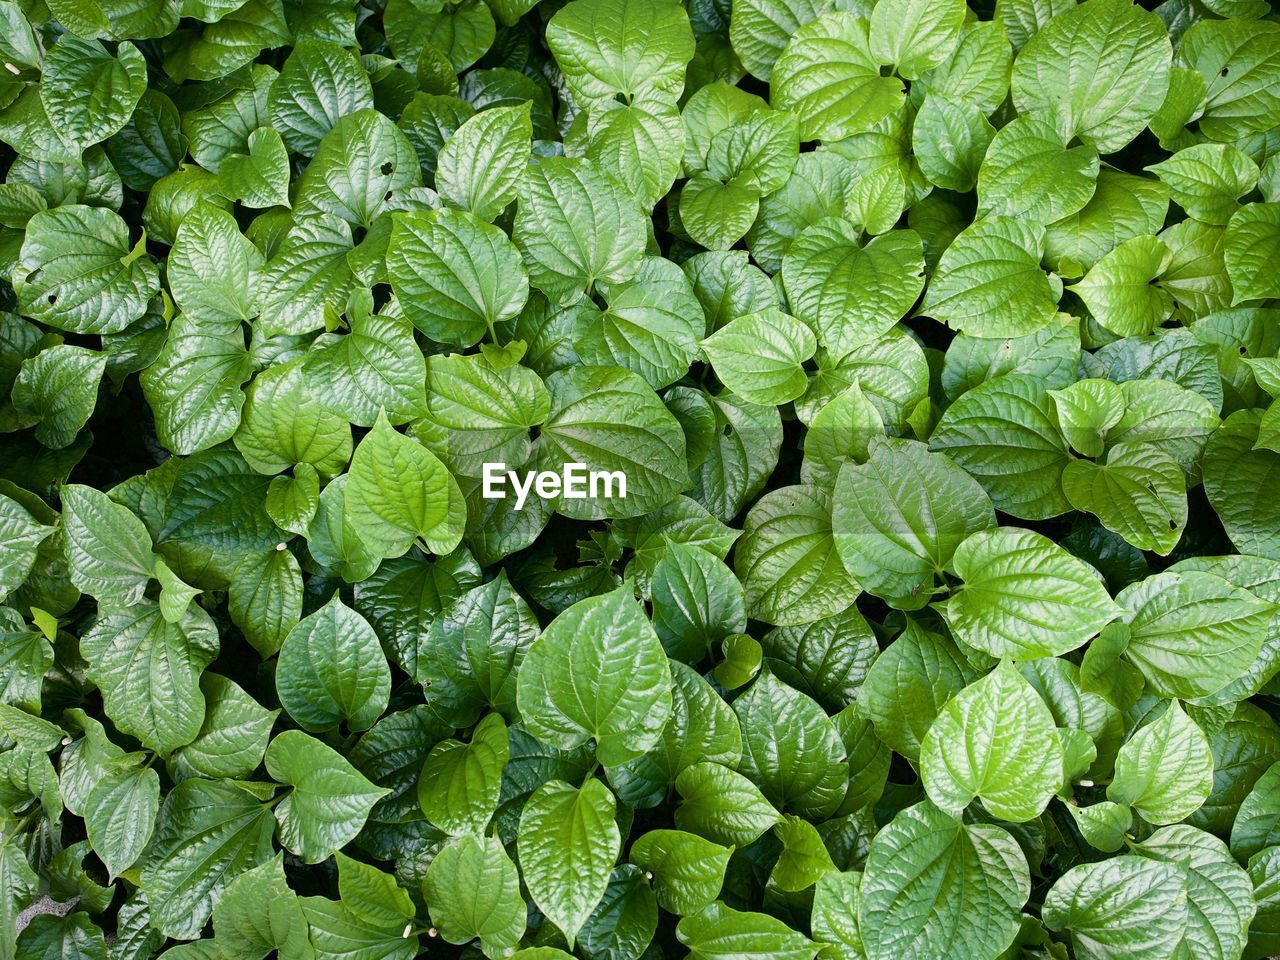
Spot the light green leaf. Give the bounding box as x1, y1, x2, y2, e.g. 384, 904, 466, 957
858, 801, 1029, 960
275, 594, 391, 732
424, 835, 526, 956
516, 586, 672, 765
1225, 203, 1280, 304
920, 661, 1063, 821
678, 174, 759, 252
535, 365, 688, 520
219, 128, 292, 209
930, 373, 1074, 520
345, 411, 467, 559
417, 711, 508, 835
676, 901, 817, 960
518, 778, 621, 947
304, 311, 428, 427
735, 484, 857, 627
920, 215, 1059, 337
1072, 235, 1174, 336
630, 829, 730, 915
771, 12, 904, 142
701, 308, 815, 406
868, 0, 966, 80
1147, 144, 1259, 225
1116, 570, 1275, 700
674, 762, 781, 847
168, 202, 264, 324
781, 219, 925, 360
1108, 700, 1213, 825
436, 103, 532, 222
41, 35, 148, 151
912, 94, 996, 193
172, 673, 280, 781
84, 762, 159, 879
977, 113, 1099, 225
1063, 443, 1187, 555
832, 437, 995, 610
1010, 0, 1172, 152
941, 527, 1121, 659
265, 730, 390, 863
546, 0, 695, 106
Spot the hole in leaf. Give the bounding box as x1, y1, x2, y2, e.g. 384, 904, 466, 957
46, 294, 56, 305
380, 161, 394, 175
722, 423, 733, 436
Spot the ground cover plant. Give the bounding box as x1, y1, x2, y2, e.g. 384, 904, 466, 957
2, 0, 1280, 957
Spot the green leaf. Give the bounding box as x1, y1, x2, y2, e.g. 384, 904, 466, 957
771, 12, 904, 142
514, 157, 648, 304
1072, 235, 1173, 336
771, 816, 836, 891
1108, 700, 1213, 826
228, 549, 304, 658
651, 541, 745, 662
1063, 443, 1187, 555
919, 661, 1062, 822
735, 484, 857, 627
387, 208, 529, 347
212, 855, 311, 960
169, 202, 264, 324
1067, 801, 1133, 854
345, 411, 467, 559
674, 762, 781, 847
940, 527, 1121, 659
858, 801, 1029, 960
11, 345, 107, 450
518, 778, 621, 947
14, 205, 158, 335
304, 311, 428, 427
436, 103, 532, 221
1115, 570, 1275, 700
516, 586, 672, 765
1132, 825, 1254, 960
920, 215, 1059, 338
295, 109, 421, 228
679, 174, 760, 252
41, 35, 148, 151
630, 829, 729, 915
1147, 144, 1259, 225
1204, 410, 1280, 561
1232, 762, 1280, 863
275, 594, 391, 732
575, 101, 686, 212
976, 113, 1100, 225
1043, 856, 1188, 960
80, 601, 219, 754
257, 215, 357, 337
172, 673, 280, 781
265, 729, 390, 863
677, 902, 817, 960
868, 0, 965, 80
832, 437, 995, 610
535, 365, 688, 519
734, 671, 846, 818
417, 711, 508, 835
912, 94, 996, 193
781, 220, 925, 360
1010, 0, 1172, 152
236, 361, 352, 477
1225, 203, 1280, 304
219, 128, 292, 209
701, 309, 808, 407
140, 779, 277, 939
930, 373, 1074, 520
1174, 18, 1280, 143
576, 255, 703, 390
414, 570, 535, 724
84, 762, 159, 879
268, 39, 374, 156
423, 835, 526, 956
546, 0, 694, 106
140, 310, 252, 456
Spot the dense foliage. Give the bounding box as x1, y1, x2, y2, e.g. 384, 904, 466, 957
2, 0, 1280, 957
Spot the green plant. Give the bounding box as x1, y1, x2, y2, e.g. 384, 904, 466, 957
1, 0, 1280, 957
